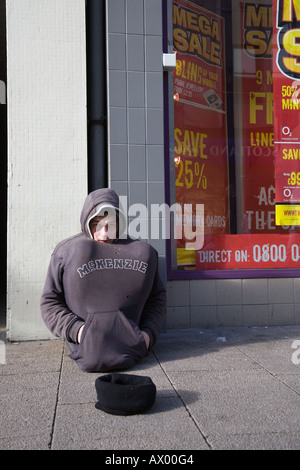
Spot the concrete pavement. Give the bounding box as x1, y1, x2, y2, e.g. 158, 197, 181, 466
1, 325, 300, 450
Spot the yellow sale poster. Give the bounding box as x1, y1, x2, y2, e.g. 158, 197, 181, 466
273, 0, 300, 224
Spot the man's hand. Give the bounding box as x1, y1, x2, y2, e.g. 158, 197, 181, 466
77, 324, 84, 343
141, 331, 150, 349
78, 324, 149, 348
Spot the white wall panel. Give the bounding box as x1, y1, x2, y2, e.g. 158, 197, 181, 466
6, 0, 87, 340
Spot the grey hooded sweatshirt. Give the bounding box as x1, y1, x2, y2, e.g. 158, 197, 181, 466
41, 189, 166, 372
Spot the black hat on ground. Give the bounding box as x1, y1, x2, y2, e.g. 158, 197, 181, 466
95, 373, 156, 415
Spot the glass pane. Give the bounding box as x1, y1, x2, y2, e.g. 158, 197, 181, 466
169, 0, 300, 276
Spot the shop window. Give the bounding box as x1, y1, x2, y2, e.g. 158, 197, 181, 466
166, 0, 300, 279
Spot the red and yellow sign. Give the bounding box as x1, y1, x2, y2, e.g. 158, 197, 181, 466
196, 233, 300, 269
173, 0, 229, 264
240, 2, 277, 234
273, 0, 300, 222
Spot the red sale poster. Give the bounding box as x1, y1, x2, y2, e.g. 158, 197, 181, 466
239, 2, 278, 234
173, 0, 229, 262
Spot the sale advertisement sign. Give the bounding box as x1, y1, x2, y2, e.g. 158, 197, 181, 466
173, 0, 229, 263
239, 2, 277, 234
196, 233, 300, 269
273, 0, 300, 223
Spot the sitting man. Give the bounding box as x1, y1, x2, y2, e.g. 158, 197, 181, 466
41, 188, 166, 372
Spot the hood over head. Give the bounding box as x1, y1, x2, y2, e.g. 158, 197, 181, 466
80, 188, 127, 240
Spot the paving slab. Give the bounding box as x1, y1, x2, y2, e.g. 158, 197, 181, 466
0, 326, 300, 450
51, 398, 209, 450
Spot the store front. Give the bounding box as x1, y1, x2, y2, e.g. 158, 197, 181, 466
166, 0, 300, 279
164, 0, 300, 328
0, 0, 6, 323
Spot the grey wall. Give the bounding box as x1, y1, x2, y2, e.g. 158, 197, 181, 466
167, 278, 300, 328
106, 0, 166, 260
